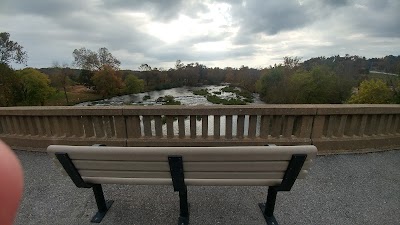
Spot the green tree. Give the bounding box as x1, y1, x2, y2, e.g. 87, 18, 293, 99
124, 74, 144, 94
78, 69, 95, 87
347, 79, 393, 104
0, 32, 28, 65
288, 66, 351, 103
16, 68, 55, 105
256, 66, 289, 103
91, 65, 123, 97
0, 63, 20, 106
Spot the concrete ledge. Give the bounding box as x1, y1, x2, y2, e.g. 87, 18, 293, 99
2, 105, 400, 154
126, 137, 311, 147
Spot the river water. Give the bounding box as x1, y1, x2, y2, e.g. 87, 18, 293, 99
76, 84, 263, 106
76, 85, 264, 136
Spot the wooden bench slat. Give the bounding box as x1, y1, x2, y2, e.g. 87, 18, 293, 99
48, 145, 317, 162
82, 177, 284, 186
72, 160, 312, 172
79, 170, 307, 179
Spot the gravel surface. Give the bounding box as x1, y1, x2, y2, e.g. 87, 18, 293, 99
13, 149, 400, 225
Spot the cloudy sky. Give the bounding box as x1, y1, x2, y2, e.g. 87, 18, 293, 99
1, 0, 399, 69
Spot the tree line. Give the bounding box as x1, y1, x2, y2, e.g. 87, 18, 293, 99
256, 56, 400, 104
1, 32, 400, 106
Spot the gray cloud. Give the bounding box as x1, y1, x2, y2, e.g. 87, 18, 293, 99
143, 43, 258, 64
102, 0, 184, 20
322, 0, 349, 7
101, 0, 208, 21
0, 0, 399, 69
0, 0, 88, 17
229, 0, 312, 44
351, 0, 400, 37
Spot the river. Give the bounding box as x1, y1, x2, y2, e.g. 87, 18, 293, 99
76, 84, 263, 106
76, 85, 263, 136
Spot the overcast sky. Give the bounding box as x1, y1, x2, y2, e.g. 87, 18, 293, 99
1, 0, 399, 69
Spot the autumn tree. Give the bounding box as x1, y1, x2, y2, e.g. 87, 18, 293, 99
347, 79, 393, 104
91, 65, 123, 97
16, 68, 55, 105
72, 47, 120, 71
234, 66, 261, 92
0, 32, 28, 65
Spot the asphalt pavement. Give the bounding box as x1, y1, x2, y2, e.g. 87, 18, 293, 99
13, 149, 400, 225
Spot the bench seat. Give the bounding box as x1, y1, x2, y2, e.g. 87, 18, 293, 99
48, 145, 317, 225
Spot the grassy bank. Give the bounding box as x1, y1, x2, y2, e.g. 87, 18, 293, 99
46, 85, 103, 106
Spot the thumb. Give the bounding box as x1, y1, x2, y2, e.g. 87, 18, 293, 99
0, 140, 24, 225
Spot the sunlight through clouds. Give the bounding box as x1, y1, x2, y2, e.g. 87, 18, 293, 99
145, 2, 234, 45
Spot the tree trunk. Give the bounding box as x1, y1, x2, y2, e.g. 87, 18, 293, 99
63, 86, 69, 104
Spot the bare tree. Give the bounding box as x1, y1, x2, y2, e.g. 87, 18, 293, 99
72, 47, 120, 71
138, 63, 152, 71
52, 62, 73, 104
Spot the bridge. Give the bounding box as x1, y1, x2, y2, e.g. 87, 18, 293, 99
3, 104, 400, 224
1, 104, 400, 154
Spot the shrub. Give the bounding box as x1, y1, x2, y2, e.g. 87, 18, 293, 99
193, 89, 209, 96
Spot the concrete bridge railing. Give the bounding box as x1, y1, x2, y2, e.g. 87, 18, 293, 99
1, 105, 400, 154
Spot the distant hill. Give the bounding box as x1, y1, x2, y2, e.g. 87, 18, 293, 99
302, 55, 400, 78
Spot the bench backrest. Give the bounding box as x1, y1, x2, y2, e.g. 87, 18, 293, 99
48, 145, 317, 186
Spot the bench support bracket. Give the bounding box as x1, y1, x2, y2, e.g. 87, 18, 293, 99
259, 154, 307, 225
55, 153, 92, 188
169, 156, 189, 225
55, 152, 114, 223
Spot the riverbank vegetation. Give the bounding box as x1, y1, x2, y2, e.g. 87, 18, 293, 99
162, 95, 181, 105
192, 86, 254, 105
193, 89, 209, 96
2, 32, 400, 106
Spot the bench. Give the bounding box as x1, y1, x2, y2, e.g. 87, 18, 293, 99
47, 145, 317, 225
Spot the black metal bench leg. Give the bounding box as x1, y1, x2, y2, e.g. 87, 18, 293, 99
178, 189, 189, 225
169, 156, 190, 225
91, 184, 114, 223
259, 154, 307, 225
259, 187, 279, 225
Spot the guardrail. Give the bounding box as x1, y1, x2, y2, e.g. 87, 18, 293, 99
1, 105, 400, 154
